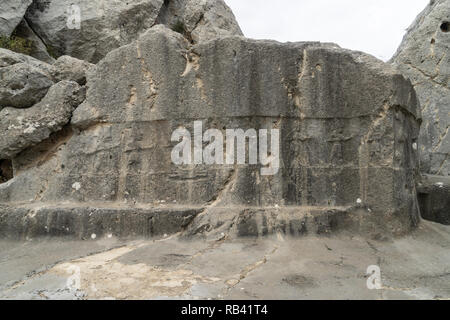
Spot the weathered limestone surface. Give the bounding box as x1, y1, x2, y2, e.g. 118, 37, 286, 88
0, 47, 53, 70
0, 26, 421, 238
155, 0, 244, 44
0, 48, 89, 195
391, 0, 450, 225
24, 0, 243, 63
0, 0, 32, 37
0, 49, 58, 110
0, 80, 85, 159
51, 56, 94, 85
392, 0, 450, 176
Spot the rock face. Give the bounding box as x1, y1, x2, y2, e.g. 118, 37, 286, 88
391, 0, 450, 225
24, 0, 243, 63
0, 26, 422, 239
392, 0, 450, 176
0, 0, 33, 37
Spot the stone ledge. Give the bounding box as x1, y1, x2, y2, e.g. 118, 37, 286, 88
0, 204, 202, 240
0, 204, 403, 240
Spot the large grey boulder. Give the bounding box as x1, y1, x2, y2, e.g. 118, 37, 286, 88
392, 0, 450, 176
0, 26, 421, 238
0, 49, 92, 109
0, 47, 53, 70
52, 55, 94, 85
0, 80, 85, 159
0, 49, 55, 109
0, 0, 32, 37
155, 0, 244, 43
24, 0, 243, 63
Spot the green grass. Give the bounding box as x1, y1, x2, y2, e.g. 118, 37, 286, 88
45, 44, 59, 59
0, 35, 33, 55
171, 20, 186, 35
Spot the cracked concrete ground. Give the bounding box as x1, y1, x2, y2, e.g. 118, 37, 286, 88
0, 220, 449, 300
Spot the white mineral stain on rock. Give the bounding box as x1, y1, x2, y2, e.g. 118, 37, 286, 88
23, 125, 37, 134
72, 182, 81, 191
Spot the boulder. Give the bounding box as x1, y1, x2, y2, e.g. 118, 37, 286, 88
0, 80, 85, 159
0, 47, 53, 71
52, 55, 94, 85
24, 0, 243, 63
0, 0, 32, 37
0, 61, 54, 109
391, 0, 450, 176
0, 26, 421, 238
155, 0, 244, 43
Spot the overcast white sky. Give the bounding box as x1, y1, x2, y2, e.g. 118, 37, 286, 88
224, 0, 429, 61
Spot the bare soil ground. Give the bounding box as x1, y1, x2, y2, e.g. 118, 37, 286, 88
0, 220, 449, 300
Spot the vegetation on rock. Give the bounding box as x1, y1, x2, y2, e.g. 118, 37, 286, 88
0, 34, 33, 55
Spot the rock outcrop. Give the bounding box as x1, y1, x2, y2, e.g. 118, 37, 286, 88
0, 26, 422, 239
23, 0, 243, 63
391, 0, 450, 225
0, 0, 33, 37
392, 0, 450, 176
0, 48, 88, 190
